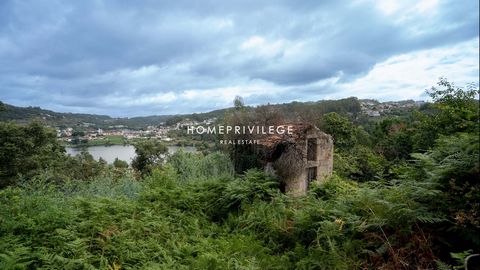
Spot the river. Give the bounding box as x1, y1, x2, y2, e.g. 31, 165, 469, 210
65, 145, 197, 164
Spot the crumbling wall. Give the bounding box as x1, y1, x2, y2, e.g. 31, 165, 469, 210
284, 131, 334, 196
259, 125, 334, 196
315, 133, 333, 182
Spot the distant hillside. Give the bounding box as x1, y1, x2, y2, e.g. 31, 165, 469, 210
0, 97, 423, 129
0, 101, 113, 128
0, 101, 227, 129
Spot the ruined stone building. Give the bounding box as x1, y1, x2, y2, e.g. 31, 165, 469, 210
258, 124, 333, 196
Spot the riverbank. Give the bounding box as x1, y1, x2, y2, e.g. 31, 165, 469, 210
65, 144, 197, 163
61, 136, 201, 148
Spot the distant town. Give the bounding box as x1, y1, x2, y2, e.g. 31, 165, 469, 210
56, 117, 218, 146
55, 99, 425, 146
359, 99, 426, 117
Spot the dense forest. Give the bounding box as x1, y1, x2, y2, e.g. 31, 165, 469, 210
0, 79, 479, 269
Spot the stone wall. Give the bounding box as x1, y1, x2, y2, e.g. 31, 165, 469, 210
284, 130, 333, 196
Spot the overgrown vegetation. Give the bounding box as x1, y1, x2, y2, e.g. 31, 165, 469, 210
0, 79, 478, 269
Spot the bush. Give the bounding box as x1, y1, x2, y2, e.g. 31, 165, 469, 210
168, 150, 233, 183
334, 146, 386, 182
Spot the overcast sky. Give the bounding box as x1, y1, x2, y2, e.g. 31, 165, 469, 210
0, 0, 478, 116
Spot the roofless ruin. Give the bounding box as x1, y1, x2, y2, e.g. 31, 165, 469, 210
258, 124, 333, 196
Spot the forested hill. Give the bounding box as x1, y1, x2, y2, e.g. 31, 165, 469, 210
0, 101, 170, 129
0, 97, 420, 128
0, 101, 113, 127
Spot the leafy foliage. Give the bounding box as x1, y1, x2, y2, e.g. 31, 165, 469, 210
0, 79, 478, 269
168, 150, 234, 182
319, 112, 357, 149
113, 158, 128, 169
131, 140, 168, 176
0, 121, 66, 187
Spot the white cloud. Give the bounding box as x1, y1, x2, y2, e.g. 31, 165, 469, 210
240, 36, 288, 58
108, 92, 177, 106
374, 0, 439, 16
335, 38, 479, 101
414, 0, 439, 13
180, 81, 282, 107
375, 0, 401, 15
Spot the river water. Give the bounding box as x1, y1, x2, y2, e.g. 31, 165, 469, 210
65, 145, 196, 164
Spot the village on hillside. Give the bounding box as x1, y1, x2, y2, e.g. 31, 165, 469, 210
359, 99, 426, 117
57, 117, 218, 145
56, 99, 426, 146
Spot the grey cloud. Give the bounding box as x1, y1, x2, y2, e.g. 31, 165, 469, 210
0, 0, 478, 116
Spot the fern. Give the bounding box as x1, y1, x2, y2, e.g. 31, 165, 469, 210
0, 247, 35, 270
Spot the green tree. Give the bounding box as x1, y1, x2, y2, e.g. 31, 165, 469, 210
113, 158, 129, 169
69, 151, 107, 180
426, 77, 479, 134
408, 78, 479, 152
233, 95, 245, 110
131, 140, 168, 175
0, 121, 65, 187
334, 145, 386, 181
319, 112, 357, 150
373, 118, 414, 161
